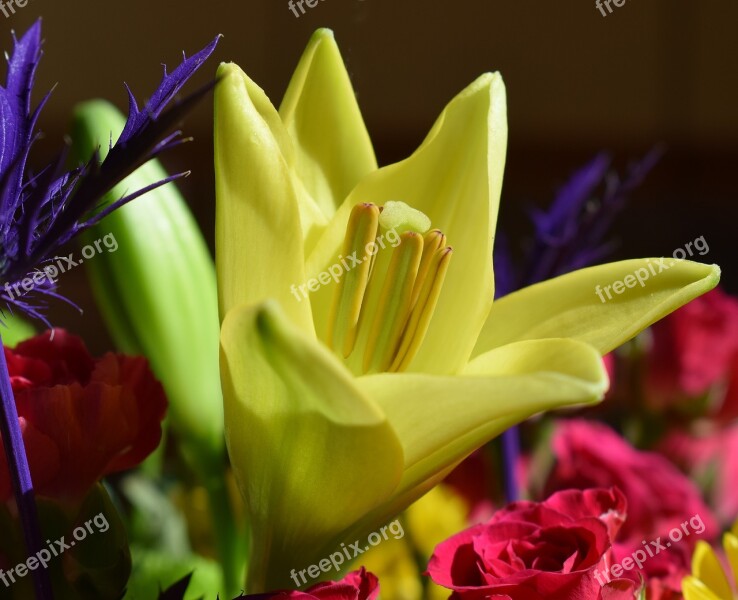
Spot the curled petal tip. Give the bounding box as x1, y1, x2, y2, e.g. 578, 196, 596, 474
312, 28, 336, 41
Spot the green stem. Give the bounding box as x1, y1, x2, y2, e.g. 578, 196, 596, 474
202, 471, 248, 595
182, 442, 248, 596
139, 418, 168, 477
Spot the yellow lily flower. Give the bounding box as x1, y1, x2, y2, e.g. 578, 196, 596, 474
214, 29, 720, 591
683, 525, 738, 599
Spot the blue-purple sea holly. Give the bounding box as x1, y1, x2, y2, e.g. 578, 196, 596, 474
214, 29, 719, 591
0, 20, 218, 598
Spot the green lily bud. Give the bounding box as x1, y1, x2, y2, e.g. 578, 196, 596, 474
69, 101, 245, 596
0, 484, 130, 599
0, 313, 35, 348
69, 100, 223, 469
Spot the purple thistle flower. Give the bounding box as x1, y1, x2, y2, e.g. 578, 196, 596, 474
495, 147, 663, 298
0, 20, 220, 323
0, 20, 219, 600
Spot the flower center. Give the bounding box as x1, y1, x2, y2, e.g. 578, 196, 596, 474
326, 201, 452, 374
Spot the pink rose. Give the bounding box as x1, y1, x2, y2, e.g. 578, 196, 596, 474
610, 534, 692, 599
427, 488, 636, 599
660, 425, 738, 527
717, 352, 738, 423
603, 353, 616, 390
244, 568, 379, 600
646, 288, 738, 412
543, 420, 718, 547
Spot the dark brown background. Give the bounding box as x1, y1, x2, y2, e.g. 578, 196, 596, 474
6, 0, 738, 350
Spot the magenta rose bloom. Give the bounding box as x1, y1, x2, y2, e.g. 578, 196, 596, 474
659, 425, 738, 527
427, 488, 636, 600
646, 287, 738, 412
543, 419, 718, 546
246, 568, 379, 600
717, 351, 738, 423
614, 540, 692, 600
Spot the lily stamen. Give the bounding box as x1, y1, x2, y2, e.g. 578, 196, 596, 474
364, 231, 424, 373
328, 202, 453, 374
391, 245, 453, 372
327, 203, 380, 357
410, 229, 446, 309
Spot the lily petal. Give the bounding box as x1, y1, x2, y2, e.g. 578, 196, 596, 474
351, 337, 606, 535
220, 301, 403, 591
364, 337, 606, 489
724, 533, 738, 591
214, 63, 317, 334
681, 576, 722, 600
690, 541, 733, 600
280, 29, 377, 230
307, 73, 507, 374
473, 259, 720, 356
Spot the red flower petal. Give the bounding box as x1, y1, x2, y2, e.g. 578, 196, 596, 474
0, 329, 167, 502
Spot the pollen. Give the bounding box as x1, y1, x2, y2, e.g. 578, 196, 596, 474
327, 201, 452, 374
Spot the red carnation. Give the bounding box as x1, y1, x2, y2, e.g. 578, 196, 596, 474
0, 329, 167, 502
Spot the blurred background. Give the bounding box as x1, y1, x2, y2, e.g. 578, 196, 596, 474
5, 0, 738, 351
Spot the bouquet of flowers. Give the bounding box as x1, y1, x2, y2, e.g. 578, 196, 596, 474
0, 20, 730, 600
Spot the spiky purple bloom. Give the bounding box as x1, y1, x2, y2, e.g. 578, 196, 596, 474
0, 20, 219, 599
495, 148, 663, 298
495, 148, 662, 503
0, 21, 219, 322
